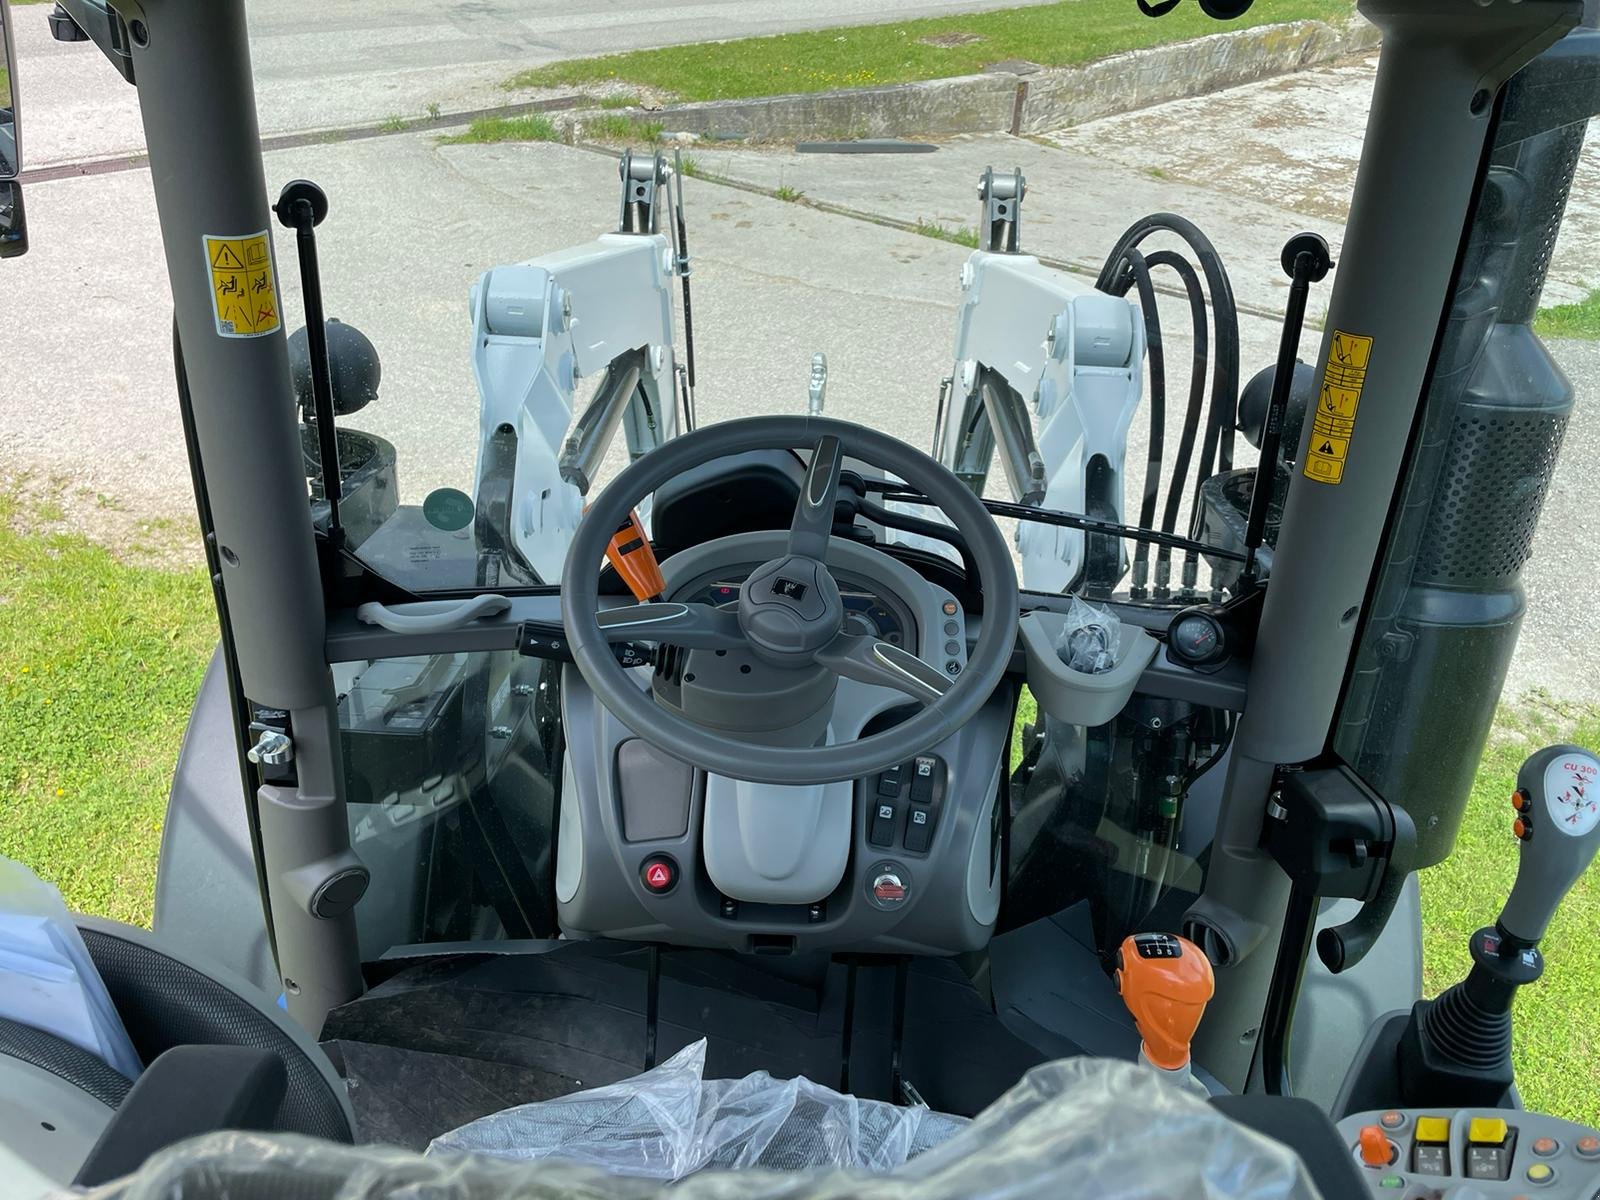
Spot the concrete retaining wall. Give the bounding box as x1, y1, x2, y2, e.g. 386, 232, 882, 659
571, 16, 1380, 143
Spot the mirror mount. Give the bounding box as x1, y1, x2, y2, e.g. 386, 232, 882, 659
48, 1, 137, 86
0, 179, 27, 258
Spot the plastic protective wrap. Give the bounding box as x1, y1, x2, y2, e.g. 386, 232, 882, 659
70, 1057, 1324, 1200
0, 855, 142, 1079
427, 1039, 968, 1176
1055, 595, 1123, 674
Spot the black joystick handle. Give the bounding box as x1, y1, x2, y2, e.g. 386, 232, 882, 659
1500, 744, 1600, 942
1398, 744, 1600, 1106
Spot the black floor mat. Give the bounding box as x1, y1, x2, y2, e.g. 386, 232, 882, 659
321, 941, 1072, 1147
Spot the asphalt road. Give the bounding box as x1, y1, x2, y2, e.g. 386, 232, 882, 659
11, 0, 1057, 165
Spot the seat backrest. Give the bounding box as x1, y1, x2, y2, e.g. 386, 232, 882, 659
0, 1015, 133, 1109
77, 916, 355, 1143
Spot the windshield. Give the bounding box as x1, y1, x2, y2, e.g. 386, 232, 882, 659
284, 71, 1332, 605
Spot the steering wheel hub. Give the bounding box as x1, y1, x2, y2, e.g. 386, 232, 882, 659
738, 555, 845, 667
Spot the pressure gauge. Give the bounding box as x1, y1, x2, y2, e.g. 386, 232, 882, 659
1167, 607, 1228, 668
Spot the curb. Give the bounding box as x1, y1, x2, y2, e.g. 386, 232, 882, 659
562, 17, 1379, 143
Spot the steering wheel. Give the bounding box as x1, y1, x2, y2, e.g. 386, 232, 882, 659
562, 416, 1019, 785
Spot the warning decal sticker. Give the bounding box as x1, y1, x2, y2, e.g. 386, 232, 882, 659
204, 231, 281, 339
1304, 329, 1373, 485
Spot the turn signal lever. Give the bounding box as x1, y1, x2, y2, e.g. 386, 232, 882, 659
1398, 744, 1600, 1106
1116, 932, 1215, 1095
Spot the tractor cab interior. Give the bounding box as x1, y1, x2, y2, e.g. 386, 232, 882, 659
2, 0, 1599, 1197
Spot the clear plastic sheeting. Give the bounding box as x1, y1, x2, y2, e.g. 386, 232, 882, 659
427, 1039, 968, 1177
71, 1057, 1324, 1200
0, 856, 141, 1079
1055, 594, 1123, 674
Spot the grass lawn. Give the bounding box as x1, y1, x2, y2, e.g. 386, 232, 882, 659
507, 0, 1357, 103
1535, 288, 1600, 340
1, 497, 1594, 1121
0, 488, 212, 926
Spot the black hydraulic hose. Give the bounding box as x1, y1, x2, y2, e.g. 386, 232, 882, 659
1143, 249, 1209, 560
1099, 249, 1165, 584
1094, 213, 1240, 508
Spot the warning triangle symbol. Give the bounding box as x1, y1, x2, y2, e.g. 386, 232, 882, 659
212, 244, 245, 270
1319, 440, 1335, 455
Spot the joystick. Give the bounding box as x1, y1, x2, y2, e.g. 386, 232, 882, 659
1398, 744, 1600, 1105
1116, 931, 1215, 1095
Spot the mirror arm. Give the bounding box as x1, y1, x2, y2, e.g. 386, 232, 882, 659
49, 1, 136, 86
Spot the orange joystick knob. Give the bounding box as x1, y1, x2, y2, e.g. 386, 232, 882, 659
1115, 932, 1215, 1072
603, 509, 666, 603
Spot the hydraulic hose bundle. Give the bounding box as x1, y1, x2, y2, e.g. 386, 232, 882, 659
1096, 214, 1241, 600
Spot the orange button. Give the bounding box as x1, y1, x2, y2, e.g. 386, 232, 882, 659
1359, 1125, 1395, 1167
1533, 1137, 1558, 1156
1514, 817, 1529, 839
1512, 789, 1531, 812
1380, 1111, 1405, 1129
1576, 1134, 1599, 1156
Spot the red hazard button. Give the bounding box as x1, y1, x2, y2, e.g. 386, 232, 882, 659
641, 855, 678, 894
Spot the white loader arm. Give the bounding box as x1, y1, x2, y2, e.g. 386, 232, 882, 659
941, 249, 1144, 594
470, 229, 678, 584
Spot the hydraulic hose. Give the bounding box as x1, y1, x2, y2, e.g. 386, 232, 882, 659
1099, 249, 1165, 594
1143, 249, 1209, 567
1096, 213, 1240, 593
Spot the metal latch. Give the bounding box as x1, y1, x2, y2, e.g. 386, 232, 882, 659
247, 726, 294, 767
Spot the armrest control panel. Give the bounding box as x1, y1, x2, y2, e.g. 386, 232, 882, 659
1337, 1108, 1600, 1198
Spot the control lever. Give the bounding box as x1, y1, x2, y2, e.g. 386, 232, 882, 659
604, 508, 666, 603
1397, 744, 1600, 1106
1115, 932, 1214, 1096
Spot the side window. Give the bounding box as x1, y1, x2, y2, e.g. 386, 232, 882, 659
333, 650, 564, 959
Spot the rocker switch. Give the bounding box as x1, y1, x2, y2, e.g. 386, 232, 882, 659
904, 806, 935, 853
910, 757, 938, 804
869, 802, 897, 848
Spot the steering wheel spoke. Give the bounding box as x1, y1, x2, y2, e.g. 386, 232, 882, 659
596, 602, 743, 650
788, 434, 844, 562
816, 632, 953, 705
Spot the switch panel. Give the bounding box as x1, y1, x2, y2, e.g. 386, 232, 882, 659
862, 757, 946, 857
1338, 1107, 1600, 1198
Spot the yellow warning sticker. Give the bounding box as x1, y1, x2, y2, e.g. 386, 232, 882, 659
204, 231, 281, 339
1304, 329, 1374, 485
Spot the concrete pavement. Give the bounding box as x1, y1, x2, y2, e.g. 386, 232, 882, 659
10, 0, 1059, 166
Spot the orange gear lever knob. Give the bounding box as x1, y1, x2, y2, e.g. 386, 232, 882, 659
603, 509, 666, 603
1115, 932, 1216, 1071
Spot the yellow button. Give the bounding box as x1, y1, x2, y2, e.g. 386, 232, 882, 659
1470, 1117, 1509, 1144
1416, 1117, 1451, 1143
1526, 1162, 1554, 1183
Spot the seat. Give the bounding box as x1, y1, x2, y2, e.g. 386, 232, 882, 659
0, 917, 353, 1193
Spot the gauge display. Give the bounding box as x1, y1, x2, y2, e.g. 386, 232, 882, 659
1169, 611, 1225, 665
681, 573, 910, 646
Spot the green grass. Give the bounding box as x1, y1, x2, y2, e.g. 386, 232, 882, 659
505, 0, 1355, 102
439, 113, 562, 145
774, 183, 805, 203
1535, 287, 1600, 340
0, 491, 212, 927
913, 219, 980, 248
579, 112, 664, 143
377, 113, 408, 134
